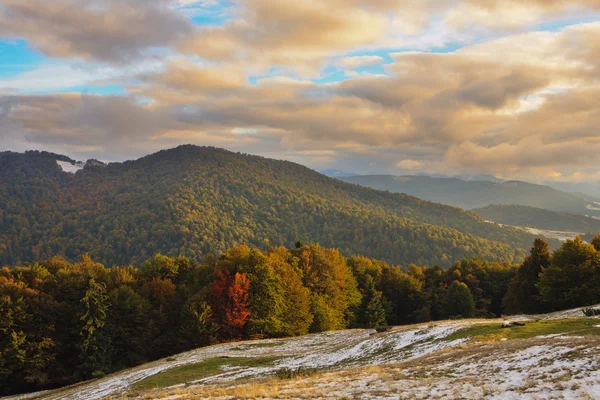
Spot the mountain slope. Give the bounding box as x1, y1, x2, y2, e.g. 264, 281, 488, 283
474, 204, 600, 233
340, 175, 600, 217
0, 146, 544, 267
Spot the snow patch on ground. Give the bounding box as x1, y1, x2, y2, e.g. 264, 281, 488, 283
274, 323, 466, 371
522, 227, 582, 242
481, 220, 582, 242
587, 203, 600, 211
8, 303, 600, 400
160, 338, 600, 400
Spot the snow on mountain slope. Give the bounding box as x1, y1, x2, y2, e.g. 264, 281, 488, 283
56, 160, 84, 173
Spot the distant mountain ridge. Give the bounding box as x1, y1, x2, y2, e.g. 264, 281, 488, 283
545, 181, 600, 200
0, 145, 546, 267
340, 175, 600, 218
474, 204, 600, 233
320, 169, 359, 178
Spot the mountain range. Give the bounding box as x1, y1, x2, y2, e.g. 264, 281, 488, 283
340, 175, 600, 219
0, 146, 547, 268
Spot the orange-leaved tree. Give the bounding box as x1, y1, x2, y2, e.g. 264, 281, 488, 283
211, 270, 251, 339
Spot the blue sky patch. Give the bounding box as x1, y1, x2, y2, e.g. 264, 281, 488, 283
178, 1, 235, 27
53, 83, 127, 96
0, 40, 46, 78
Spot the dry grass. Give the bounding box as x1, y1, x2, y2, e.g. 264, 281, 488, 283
123, 334, 600, 400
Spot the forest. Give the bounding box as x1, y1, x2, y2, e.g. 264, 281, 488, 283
0, 146, 548, 268
3, 237, 600, 396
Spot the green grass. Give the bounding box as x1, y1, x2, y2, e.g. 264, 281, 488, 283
249, 341, 286, 348
130, 356, 279, 391
230, 341, 286, 351
446, 318, 600, 342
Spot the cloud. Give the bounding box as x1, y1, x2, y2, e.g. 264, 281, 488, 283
335, 56, 386, 70
397, 159, 425, 170
445, 137, 600, 170
0, 0, 193, 63
138, 60, 247, 96
2, 1, 600, 182
179, 0, 388, 75
178, 0, 600, 76
0, 96, 32, 152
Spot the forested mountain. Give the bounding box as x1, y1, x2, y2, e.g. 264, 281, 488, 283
340, 175, 600, 217
474, 205, 600, 233
0, 146, 545, 267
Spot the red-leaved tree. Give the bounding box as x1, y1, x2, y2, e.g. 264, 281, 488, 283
211, 270, 251, 339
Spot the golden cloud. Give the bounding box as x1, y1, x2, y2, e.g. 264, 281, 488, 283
3, 2, 600, 180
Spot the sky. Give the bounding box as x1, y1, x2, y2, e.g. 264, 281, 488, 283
1, 0, 600, 184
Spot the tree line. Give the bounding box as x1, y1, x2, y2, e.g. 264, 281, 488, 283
2, 237, 599, 395
503, 236, 600, 314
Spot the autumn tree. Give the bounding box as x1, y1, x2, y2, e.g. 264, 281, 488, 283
295, 245, 361, 332
591, 234, 600, 252
142, 254, 179, 280
211, 270, 251, 339
276, 253, 313, 336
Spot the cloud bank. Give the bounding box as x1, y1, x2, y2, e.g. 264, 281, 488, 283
1, 0, 600, 182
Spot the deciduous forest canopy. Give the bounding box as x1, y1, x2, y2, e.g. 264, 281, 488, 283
0, 146, 548, 268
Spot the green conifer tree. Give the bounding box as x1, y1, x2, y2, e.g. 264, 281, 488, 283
360, 275, 387, 329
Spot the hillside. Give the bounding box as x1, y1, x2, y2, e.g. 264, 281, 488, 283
474, 205, 600, 233
340, 175, 600, 218
0, 146, 544, 267
10, 306, 599, 400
